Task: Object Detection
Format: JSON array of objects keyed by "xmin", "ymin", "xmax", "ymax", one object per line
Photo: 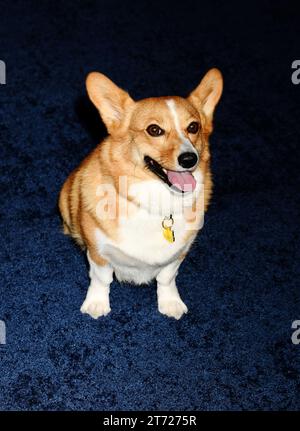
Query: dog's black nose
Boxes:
[{"xmin": 178, "ymin": 152, "xmax": 198, "ymax": 169}]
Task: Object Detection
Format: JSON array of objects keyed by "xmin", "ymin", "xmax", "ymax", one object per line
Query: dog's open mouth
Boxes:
[{"xmin": 144, "ymin": 156, "xmax": 196, "ymax": 193}]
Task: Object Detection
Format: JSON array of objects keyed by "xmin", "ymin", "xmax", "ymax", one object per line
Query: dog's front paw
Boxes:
[
  {"xmin": 80, "ymin": 297, "xmax": 111, "ymax": 319},
  {"xmin": 158, "ymin": 297, "xmax": 188, "ymax": 320}
]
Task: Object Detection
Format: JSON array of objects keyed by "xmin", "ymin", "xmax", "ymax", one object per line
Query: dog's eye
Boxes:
[
  {"xmin": 187, "ymin": 121, "xmax": 200, "ymax": 134},
  {"xmin": 146, "ymin": 124, "xmax": 165, "ymax": 137}
]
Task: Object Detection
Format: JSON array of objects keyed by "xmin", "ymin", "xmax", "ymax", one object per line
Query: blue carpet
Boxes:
[{"xmin": 0, "ymin": 0, "xmax": 300, "ymax": 410}]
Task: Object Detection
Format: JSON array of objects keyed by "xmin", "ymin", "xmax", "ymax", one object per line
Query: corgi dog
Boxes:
[{"xmin": 59, "ymin": 69, "xmax": 223, "ymax": 320}]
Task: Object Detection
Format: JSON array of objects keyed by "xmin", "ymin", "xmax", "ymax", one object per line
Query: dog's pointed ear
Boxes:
[
  {"xmin": 86, "ymin": 72, "xmax": 134, "ymax": 133},
  {"xmin": 187, "ymin": 68, "xmax": 223, "ymax": 122}
]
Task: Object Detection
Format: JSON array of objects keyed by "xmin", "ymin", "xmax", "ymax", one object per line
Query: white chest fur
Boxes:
[
  {"xmin": 95, "ymin": 213, "xmax": 188, "ymax": 284},
  {"xmin": 95, "ymin": 175, "xmax": 203, "ymax": 284}
]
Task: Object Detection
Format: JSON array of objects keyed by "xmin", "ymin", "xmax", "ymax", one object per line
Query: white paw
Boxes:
[
  {"xmin": 158, "ymin": 297, "xmax": 188, "ymax": 320},
  {"xmin": 80, "ymin": 297, "xmax": 111, "ymax": 319}
]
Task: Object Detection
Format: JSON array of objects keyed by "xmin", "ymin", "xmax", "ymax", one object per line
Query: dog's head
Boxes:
[{"xmin": 86, "ymin": 69, "xmax": 222, "ymax": 194}]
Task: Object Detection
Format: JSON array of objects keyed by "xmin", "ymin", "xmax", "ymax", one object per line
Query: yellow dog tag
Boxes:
[{"xmin": 162, "ymin": 215, "xmax": 175, "ymax": 243}]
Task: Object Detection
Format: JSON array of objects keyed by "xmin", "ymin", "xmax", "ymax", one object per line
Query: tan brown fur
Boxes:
[{"xmin": 59, "ymin": 69, "xmax": 223, "ymax": 266}]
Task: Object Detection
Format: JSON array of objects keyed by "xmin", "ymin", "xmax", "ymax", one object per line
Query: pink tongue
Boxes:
[{"xmin": 167, "ymin": 170, "xmax": 196, "ymax": 192}]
